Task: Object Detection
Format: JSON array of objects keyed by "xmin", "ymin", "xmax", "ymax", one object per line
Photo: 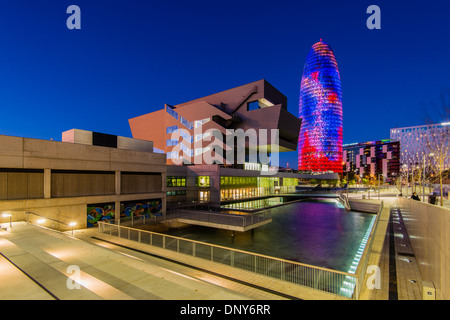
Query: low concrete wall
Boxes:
[
  {"xmin": 0, "ymin": 192, "xmax": 166, "ymax": 230},
  {"xmin": 395, "ymin": 197, "xmax": 450, "ymax": 300}
]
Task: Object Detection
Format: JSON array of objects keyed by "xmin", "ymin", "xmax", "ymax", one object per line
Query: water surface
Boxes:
[{"xmin": 167, "ymin": 199, "xmax": 375, "ymax": 272}]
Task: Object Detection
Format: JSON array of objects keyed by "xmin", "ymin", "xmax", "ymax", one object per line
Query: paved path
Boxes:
[
  {"xmin": 0, "ymin": 195, "xmax": 430, "ymax": 300},
  {"xmin": 0, "ymin": 222, "xmax": 283, "ymax": 300},
  {"xmin": 358, "ymin": 196, "xmax": 424, "ymax": 300}
]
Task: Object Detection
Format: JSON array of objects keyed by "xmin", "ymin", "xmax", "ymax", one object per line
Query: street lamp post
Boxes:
[
  {"xmin": 402, "ymin": 164, "xmax": 408, "ymax": 197},
  {"xmin": 423, "ymin": 154, "xmax": 426, "ymax": 201},
  {"xmin": 342, "ymin": 161, "xmax": 349, "ymax": 198},
  {"xmin": 2, "ymin": 213, "xmax": 12, "ymax": 228},
  {"xmin": 405, "ymin": 164, "xmax": 409, "ymax": 197},
  {"xmin": 69, "ymin": 222, "xmax": 76, "ymax": 236},
  {"xmin": 378, "ymin": 174, "xmax": 384, "ymax": 200},
  {"xmin": 376, "ymin": 173, "xmax": 386, "ymax": 200}
]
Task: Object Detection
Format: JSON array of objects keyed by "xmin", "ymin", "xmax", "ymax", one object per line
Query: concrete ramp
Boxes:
[
  {"xmin": 0, "ymin": 223, "xmax": 253, "ymax": 300},
  {"xmin": 348, "ymin": 199, "xmax": 382, "ymax": 214}
]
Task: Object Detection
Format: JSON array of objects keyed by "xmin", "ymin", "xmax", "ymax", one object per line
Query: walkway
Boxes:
[
  {"xmin": 358, "ymin": 196, "xmax": 424, "ymax": 300},
  {"xmin": 0, "ymin": 222, "xmax": 285, "ymax": 300},
  {"xmin": 0, "ymin": 195, "xmax": 430, "ymax": 300}
]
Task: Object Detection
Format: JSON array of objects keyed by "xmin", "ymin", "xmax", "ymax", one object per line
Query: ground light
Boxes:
[
  {"xmin": 37, "ymin": 219, "xmax": 46, "ymax": 225},
  {"xmin": 69, "ymin": 222, "xmax": 76, "ymax": 235}
]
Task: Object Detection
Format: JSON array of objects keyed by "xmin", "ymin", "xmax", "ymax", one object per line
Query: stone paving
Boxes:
[
  {"xmin": 0, "ymin": 223, "xmax": 258, "ymax": 300},
  {"xmin": 358, "ymin": 196, "xmax": 424, "ymax": 300},
  {"xmin": 0, "ymin": 196, "xmax": 431, "ymax": 300}
]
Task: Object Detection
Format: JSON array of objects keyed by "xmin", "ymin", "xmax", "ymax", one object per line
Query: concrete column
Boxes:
[
  {"xmin": 44, "ymin": 169, "xmax": 51, "ymax": 199},
  {"xmin": 115, "ymin": 171, "xmax": 121, "ymax": 195},
  {"xmin": 115, "ymin": 171, "xmax": 121, "ymax": 222},
  {"xmin": 161, "ymin": 172, "xmax": 167, "ymax": 219},
  {"xmin": 210, "ymin": 173, "xmax": 221, "ymax": 206},
  {"xmin": 115, "ymin": 201, "xmax": 121, "ymax": 221}
]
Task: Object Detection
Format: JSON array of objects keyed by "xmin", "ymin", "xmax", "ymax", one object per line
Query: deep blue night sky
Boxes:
[{"xmin": 0, "ymin": 0, "xmax": 449, "ymax": 169}]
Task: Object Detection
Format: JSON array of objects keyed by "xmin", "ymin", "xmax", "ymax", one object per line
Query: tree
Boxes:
[{"xmin": 423, "ymin": 88, "xmax": 450, "ymax": 206}]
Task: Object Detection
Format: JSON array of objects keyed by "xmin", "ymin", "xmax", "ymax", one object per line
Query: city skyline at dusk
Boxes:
[{"xmin": 0, "ymin": 1, "xmax": 449, "ymax": 169}]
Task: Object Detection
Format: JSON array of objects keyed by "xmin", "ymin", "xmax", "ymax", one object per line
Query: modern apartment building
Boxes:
[
  {"xmin": 129, "ymin": 79, "xmax": 301, "ymax": 166},
  {"xmin": 390, "ymin": 122, "xmax": 450, "ymax": 169},
  {"xmin": 342, "ymin": 139, "xmax": 400, "ymax": 181}
]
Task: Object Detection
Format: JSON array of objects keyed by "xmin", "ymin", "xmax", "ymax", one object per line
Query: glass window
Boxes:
[
  {"xmin": 166, "ymin": 106, "xmax": 178, "ymax": 120},
  {"xmin": 166, "ymin": 125, "xmax": 178, "ymax": 134},
  {"xmin": 196, "ymin": 176, "xmax": 210, "ymax": 187},
  {"xmin": 167, "ymin": 151, "xmax": 179, "ymax": 159},
  {"xmin": 199, "ymin": 191, "xmax": 210, "ymax": 202},
  {"xmin": 179, "ymin": 129, "xmax": 193, "ymax": 143},
  {"xmin": 167, "ymin": 139, "xmax": 178, "ymax": 147},
  {"xmin": 194, "ymin": 118, "xmax": 210, "ymax": 128},
  {"xmin": 247, "ymin": 101, "xmax": 259, "ymax": 111},
  {"xmin": 180, "ymin": 116, "xmax": 193, "ymax": 129},
  {"xmin": 166, "ymin": 176, "xmax": 186, "ymax": 187},
  {"xmin": 167, "ymin": 190, "xmax": 186, "ymax": 196}
]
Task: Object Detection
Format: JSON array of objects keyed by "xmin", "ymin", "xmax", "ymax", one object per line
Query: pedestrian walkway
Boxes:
[
  {"xmin": 359, "ymin": 196, "xmax": 424, "ymax": 300},
  {"xmin": 0, "ymin": 196, "xmax": 429, "ymax": 300},
  {"xmin": 0, "ymin": 222, "xmax": 274, "ymax": 300}
]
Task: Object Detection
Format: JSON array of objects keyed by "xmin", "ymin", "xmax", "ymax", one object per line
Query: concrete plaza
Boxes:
[{"xmin": 0, "ymin": 194, "xmax": 435, "ymax": 300}]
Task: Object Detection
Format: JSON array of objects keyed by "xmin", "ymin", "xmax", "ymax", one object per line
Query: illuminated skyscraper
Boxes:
[{"xmin": 298, "ymin": 40, "xmax": 343, "ymax": 173}]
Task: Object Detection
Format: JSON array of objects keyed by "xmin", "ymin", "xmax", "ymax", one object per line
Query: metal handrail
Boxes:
[
  {"xmin": 167, "ymin": 209, "xmax": 272, "ymax": 228},
  {"xmin": 98, "ymin": 220, "xmax": 359, "ymax": 299},
  {"xmin": 98, "ymin": 221, "xmax": 356, "ymax": 276},
  {"xmin": 25, "ymin": 211, "xmax": 74, "ymax": 227},
  {"xmin": 352, "ymin": 200, "xmax": 384, "ymax": 299}
]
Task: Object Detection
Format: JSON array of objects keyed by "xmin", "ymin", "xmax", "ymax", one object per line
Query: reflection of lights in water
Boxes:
[
  {"xmin": 340, "ymin": 215, "xmax": 376, "ymax": 298},
  {"xmin": 335, "ymin": 200, "xmax": 345, "ymax": 209},
  {"xmin": 173, "ymin": 200, "xmax": 377, "ymax": 298}
]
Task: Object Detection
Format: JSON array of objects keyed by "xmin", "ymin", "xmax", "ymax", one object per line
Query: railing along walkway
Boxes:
[
  {"xmin": 97, "ymin": 220, "xmax": 362, "ymax": 299},
  {"xmin": 166, "ymin": 209, "xmax": 272, "ymax": 231}
]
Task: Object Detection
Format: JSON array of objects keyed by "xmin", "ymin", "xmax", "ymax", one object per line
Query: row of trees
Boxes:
[
  {"xmin": 308, "ymin": 89, "xmax": 448, "ymax": 206},
  {"xmin": 420, "ymin": 88, "xmax": 449, "ymax": 206}
]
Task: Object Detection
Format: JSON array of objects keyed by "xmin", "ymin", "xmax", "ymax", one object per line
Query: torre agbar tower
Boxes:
[{"xmin": 298, "ymin": 40, "xmax": 343, "ymax": 173}]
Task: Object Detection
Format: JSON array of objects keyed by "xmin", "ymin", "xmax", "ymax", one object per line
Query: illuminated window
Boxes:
[
  {"xmin": 199, "ymin": 191, "xmax": 210, "ymax": 202},
  {"xmin": 167, "ymin": 176, "xmax": 186, "ymax": 187},
  {"xmin": 196, "ymin": 176, "xmax": 210, "ymax": 187}
]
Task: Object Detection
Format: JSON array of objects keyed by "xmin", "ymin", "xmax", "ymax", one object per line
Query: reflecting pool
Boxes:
[{"xmin": 166, "ymin": 199, "xmax": 376, "ymax": 273}]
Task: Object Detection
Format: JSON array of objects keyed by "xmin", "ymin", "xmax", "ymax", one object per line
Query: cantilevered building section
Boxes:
[
  {"xmin": 298, "ymin": 40, "xmax": 343, "ymax": 173},
  {"xmin": 129, "ymin": 79, "xmax": 301, "ymax": 166}
]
